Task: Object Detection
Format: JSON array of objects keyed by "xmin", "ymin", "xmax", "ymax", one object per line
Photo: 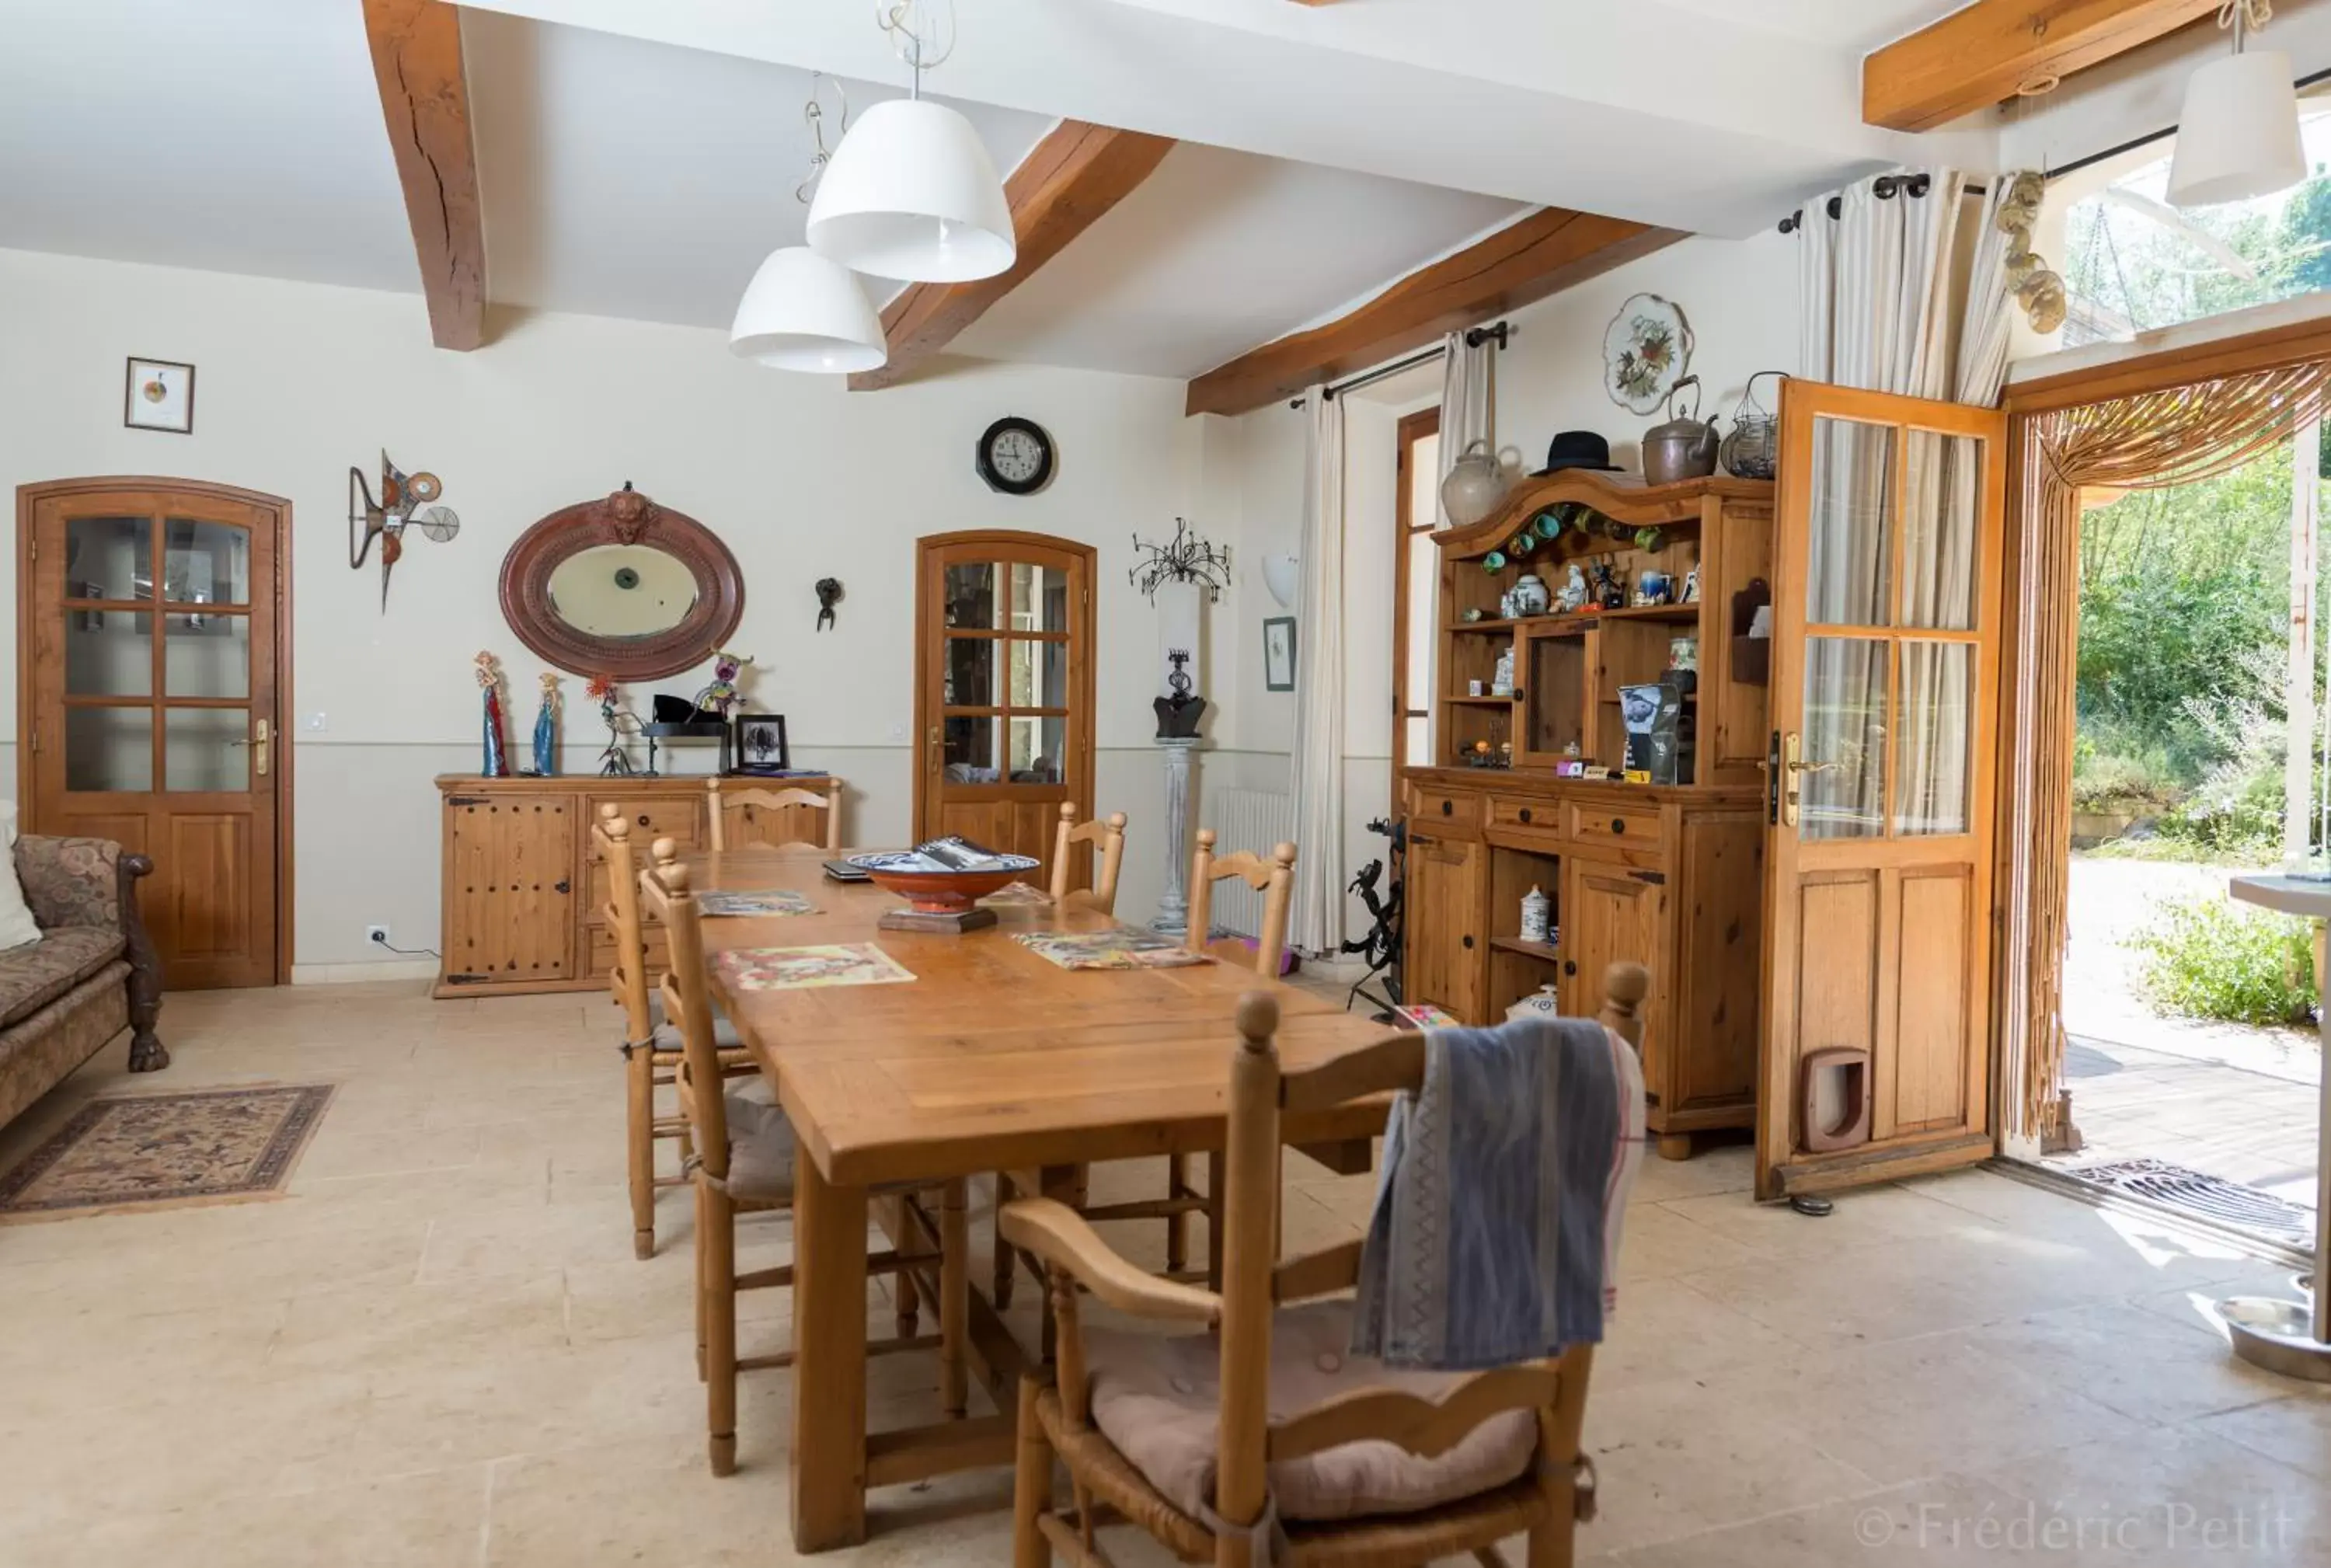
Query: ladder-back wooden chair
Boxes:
[
  {"xmin": 1002, "ymin": 963, "xmax": 1650, "ymax": 1568},
  {"xmin": 1049, "ymin": 803, "xmax": 1128, "ymax": 914},
  {"xmin": 643, "ymin": 839, "xmax": 972, "ymax": 1476},
  {"xmin": 705, "ymin": 776, "xmax": 843, "ymax": 852},
  {"xmin": 597, "ymin": 804, "xmax": 751, "ymax": 1260},
  {"xmin": 992, "ymin": 829, "xmax": 1295, "ymax": 1312}
]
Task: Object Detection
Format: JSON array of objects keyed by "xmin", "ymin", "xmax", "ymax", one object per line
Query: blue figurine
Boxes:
[{"xmin": 531, "ymin": 672, "xmax": 559, "ymax": 777}]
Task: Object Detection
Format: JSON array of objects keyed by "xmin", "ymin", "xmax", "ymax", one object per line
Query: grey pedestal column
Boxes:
[{"xmin": 1149, "ymin": 737, "xmax": 1201, "ymax": 936}]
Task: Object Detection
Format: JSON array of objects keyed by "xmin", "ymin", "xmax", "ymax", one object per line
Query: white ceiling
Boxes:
[
  {"xmin": 0, "ymin": 0, "xmax": 419, "ymax": 293},
  {"xmin": 1, "ymin": 0, "xmax": 1991, "ymax": 380},
  {"xmin": 952, "ymin": 144, "xmax": 1526, "ymax": 378}
]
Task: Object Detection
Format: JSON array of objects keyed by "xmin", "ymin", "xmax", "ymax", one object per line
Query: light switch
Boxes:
[{"xmin": 301, "ymin": 712, "xmax": 329, "ymax": 733}]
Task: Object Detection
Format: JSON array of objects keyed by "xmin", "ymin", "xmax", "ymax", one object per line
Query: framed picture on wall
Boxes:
[
  {"xmin": 1263, "ymin": 615, "xmax": 1297, "ymax": 692},
  {"xmin": 730, "ymin": 713, "xmax": 790, "ymax": 773},
  {"xmin": 124, "ymin": 357, "xmax": 195, "ymax": 434}
]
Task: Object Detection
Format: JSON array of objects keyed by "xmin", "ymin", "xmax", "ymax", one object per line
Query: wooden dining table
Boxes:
[{"xmin": 683, "ymin": 846, "xmax": 1392, "ymax": 1552}]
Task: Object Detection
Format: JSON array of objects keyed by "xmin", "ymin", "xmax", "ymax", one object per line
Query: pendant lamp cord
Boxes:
[
  {"xmin": 876, "ymin": 0, "xmax": 956, "ymax": 100},
  {"xmin": 795, "ymin": 73, "xmax": 849, "ymax": 206},
  {"xmin": 2218, "ymin": 0, "xmax": 2272, "ymax": 47}
]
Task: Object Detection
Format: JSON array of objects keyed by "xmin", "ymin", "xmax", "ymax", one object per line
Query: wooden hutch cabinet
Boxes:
[
  {"xmin": 433, "ymin": 773, "xmax": 835, "ymax": 998},
  {"xmin": 1400, "ymin": 472, "xmax": 1772, "ymax": 1159}
]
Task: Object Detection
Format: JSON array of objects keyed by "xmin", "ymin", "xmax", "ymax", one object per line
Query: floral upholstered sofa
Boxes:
[{"xmin": 0, "ymin": 836, "xmax": 165, "ymax": 1132}]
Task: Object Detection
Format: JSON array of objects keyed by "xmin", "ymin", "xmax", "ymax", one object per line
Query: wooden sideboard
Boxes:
[
  {"xmin": 1401, "ymin": 771, "xmax": 1762, "ymax": 1158},
  {"xmin": 432, "ymin": 774, "xmax": 837, "ymax": 998},
  {"xmin": 1402, "ymin": 471, "xmax": 1774, "ymax": 1159}
]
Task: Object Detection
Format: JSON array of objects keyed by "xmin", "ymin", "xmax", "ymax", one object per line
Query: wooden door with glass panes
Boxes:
[
  {"xmin": 18, "ymin": 479, "xmax": 287, "ymax": 989},
  {"xmin": 1758, "ymin": 383, "xmax": 2006, "ymax": 1200},
  {"xmin": 912, "ymin": 532, "xmax": 1095, "ymax": 880}
]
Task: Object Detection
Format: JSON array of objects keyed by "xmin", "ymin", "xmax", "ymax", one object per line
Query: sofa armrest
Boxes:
[{"xmin": 14, "ymin": 834, "xmax": 125, "ymax": 932}]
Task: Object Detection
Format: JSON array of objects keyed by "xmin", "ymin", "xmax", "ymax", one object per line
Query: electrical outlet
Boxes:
[{"xmin": 365, "ymin": 925, "xmax": 390, "ymax": 947}]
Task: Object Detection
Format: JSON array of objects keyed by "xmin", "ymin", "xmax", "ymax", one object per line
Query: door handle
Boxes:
[
  {"xmin": 231, "ymin": 719, "xmax": 272, "ymax": 777},
  {"xmin": 928, "ymin": 725, "xmax": 943, "ymax": 774},
  {"xmin": 1782, "ymin": 731, "xmax": 1803, "ymax": 827}
]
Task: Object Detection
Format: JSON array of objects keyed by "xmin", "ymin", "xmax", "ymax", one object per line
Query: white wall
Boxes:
[
  {"xmin": 0, "ymin": 246, "xmax": 1231, "ymax": 968},
  {"xmin": 1209, "ymin": 229, "xmax": 1803, "ymax": 946}
]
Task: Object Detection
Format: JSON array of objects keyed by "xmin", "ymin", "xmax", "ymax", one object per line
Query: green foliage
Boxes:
[
  {"xmin": 2069, "ymin": 743, "xmax": 2182, "ymax": 813},
  {"xmin": 2126, "ymin": 892, "xmax": 2318, "ymax": 1026}
]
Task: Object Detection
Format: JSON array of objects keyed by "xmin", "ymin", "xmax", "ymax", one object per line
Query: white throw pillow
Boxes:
[{"xmin": 0, "ymin": 804, "xmax": 48, "ymax": 950}]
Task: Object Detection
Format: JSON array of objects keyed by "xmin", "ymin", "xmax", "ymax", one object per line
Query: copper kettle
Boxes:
[{"xmin": 1642, "ymin": 375, "xmax": 1721, "ymax": 486}]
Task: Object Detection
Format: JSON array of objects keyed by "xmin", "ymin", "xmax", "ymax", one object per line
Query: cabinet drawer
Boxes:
[
  {"xmin": 1409, "ymin": 788, "xmax": 1482, "ymax": 832},
  {"xmin": 588, "ymin": 920, "xmax": 670, "ymax": 981},
  {"xmin": 1486, "ymin": 796, "xmax": 1561, "ymax": 837},
  {"xmin": 587, "ymin": 862, "xmax": 664, "ymax": 925},
  {"xmin": 1568, "ymin": 802, "xmax": 1660, "ymax": 848},
  {"xmin": 585, "ymin": 796, "xmax": 701, "ymax": 855}
]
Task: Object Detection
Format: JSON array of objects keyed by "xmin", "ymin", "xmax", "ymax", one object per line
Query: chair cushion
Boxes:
[
  {"xmin": 650, "ymin": 996, "xmax": 743, "ymax": 1053},
  {"xmin": 0, "ymin": 926, "xmax": 127, "ymax": 1027},
  {"xmin": 720, "ymin": 1085, "xmax": 796, "ymax": 1202},
  {"xmin": 1082, "ymin": 1299, "xmax": 1537, "ymax": 1524}
]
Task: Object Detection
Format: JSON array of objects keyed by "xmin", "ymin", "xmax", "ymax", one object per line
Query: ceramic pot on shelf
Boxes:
[
  {"xmin": 1439, "ymin": 438, "xmax": 1510, "ymax": 528},
  {"xmin": 1512, "ymin": 573, "xmax": 1552, "ymax": 617},
  {"xmin": 1507, "ymin": 983, "xmax": 1561, "ymax": 1022}
]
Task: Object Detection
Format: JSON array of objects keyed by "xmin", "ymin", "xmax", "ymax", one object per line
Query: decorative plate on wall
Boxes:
[{"xmin": 1602, "ymin": 294, "xmax": 1692, "ymax": 416}]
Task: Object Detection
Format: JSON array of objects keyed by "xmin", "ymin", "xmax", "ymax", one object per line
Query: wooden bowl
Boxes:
[{"xmin": 847, "ymin": 850, "xmax": 1040, "ymax": 914}]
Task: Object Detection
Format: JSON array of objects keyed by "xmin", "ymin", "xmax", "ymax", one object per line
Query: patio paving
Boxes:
[{"xmin": 2053, "ymin": 855, "xmax": 2320, "ymax": 1242}]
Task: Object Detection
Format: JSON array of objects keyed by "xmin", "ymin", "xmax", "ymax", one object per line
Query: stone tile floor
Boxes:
[{"xmin": 0, "ymin": 980, "xmax": 2324, "ymax": 1566}]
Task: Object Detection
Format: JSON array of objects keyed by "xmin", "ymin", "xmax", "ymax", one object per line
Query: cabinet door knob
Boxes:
[
  {"xmin": 1611, "ymin": 817, "xmax": 1626, "ymax": 835},
  {"xmin": 554, "ymin": 879, "xmax": 571, "ymax": 894},
  {"xmin": 1563, "ymin": 960, "xmax": 1577, "ymax": 976},
  {"xmin": 1462, "ymin": 934, "xmax": 1475, "ymax": 950},
  {"xmin": 1518, "ymin": 807, "xmax": 1532, "ymax": 824},
  {"xmin": 1441, "ymin": 800, "xmax": 1453, "ymax": 816},
  {"xmin": 637, "ymin": 814, "xmax": 651, "ymax": 827}
]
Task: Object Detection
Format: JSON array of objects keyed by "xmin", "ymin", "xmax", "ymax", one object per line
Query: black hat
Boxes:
[{"xmin": 1532, "ymin": 430, "xmax": 1622, "ymax": 476}]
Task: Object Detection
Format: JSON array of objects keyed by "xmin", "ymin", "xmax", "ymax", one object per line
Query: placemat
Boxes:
[
  {"xmin": 713, "ymin": 943, "xmax": 916, "ymax": 991},
  {"xmin": 1014, "ymin": 929, "xmax": 1212, "ymax": 971},
  {"xmin": 697, "ymin": 889, "xmax": 818, "ymax": 918}
]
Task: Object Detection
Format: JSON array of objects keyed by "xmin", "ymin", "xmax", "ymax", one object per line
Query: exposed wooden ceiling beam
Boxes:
[
  {"xmin": 362, "ymin": 0, "xmax": 487, "ymax": 350},
  {"xmin": 849, "ymin": 121, "xmax": 1175, "ymax": 392},
  {"xmin": 1863, "ymin": 0, "xmax": 2221, "ymax": 132},
  {"xmin": 1183, "ymin": 210, "xmax": 1681, "ymax": 419}
]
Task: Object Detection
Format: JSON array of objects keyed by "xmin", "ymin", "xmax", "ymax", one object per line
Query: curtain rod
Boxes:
[
  {"xmin": 1778, "ymin": 172, "xmax": 1973, "ymax": 233},
  {"xmin": 1287, "ymin": 320, "xmax": 1511, "ymax": 410}
]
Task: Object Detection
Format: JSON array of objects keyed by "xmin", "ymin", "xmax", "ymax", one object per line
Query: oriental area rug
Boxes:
[{"xmin": 0, "ymin": 1084, "xmax": 334, "ymax": 1222}]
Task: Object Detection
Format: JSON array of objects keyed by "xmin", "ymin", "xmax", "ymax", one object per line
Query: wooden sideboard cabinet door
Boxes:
[
  {"xmin": 442, "ymin": 796, "xmax": 577, "ymax": 984},
  {"xmin": 1404, "ymin": 834, "xmax": 1486, "ymax": 1023},
  {"xmin": 1559, "ymin": 858, "xmax": 1664, "ymax": 1064}
]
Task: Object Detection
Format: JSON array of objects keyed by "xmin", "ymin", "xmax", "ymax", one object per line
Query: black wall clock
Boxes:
[{"xmin": 976, "ymin": 416, "xmax": 1055, "ymax": 496}]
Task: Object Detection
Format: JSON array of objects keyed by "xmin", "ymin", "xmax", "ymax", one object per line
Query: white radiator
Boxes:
[{"xmin": 1205, "ymin": 788, "xmax": 1295, "ymax": 938}]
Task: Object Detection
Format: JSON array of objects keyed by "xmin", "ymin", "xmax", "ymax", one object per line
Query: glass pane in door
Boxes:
[
  {"xmin": 161, "ymin": 517, "xmax": 252, "ymax": 606},
  {"xmin": 1018, "ymin": 564, "xmax": 1071, "ymax": 632},
  {"xmin": 944, "ymin": 636, "xmax": 998, "ymax": 707},
  {"xmin": 1806, "ymin": 418, "xmax": 1895, "ymax": 628},
  {"xmin": 165, "ymin": 708, "xmax": 249, "ymax": 791},
  {"xmin": 65, "ymin": 707, "xmax": 154, "ymax": 792},
  {"xmin": 943, "ymin": 715, "xmax": 998, "ymax": 778},
  {"xmin": 65, "ymin": 610, "xmax": 153, "ymax": 695},
  {"xmin": 943, "ymin": 563, "xmax": 1006, "ymax": 629},
  {"xmin": 1801, "ymin": 636, "xmax": 1889, "ymax": 839},
  {"xmin": 1898, "ymin": 431, "xmax": 1982, "ymax": 631},
  {"xmin": 1009, "ymin": 639, "xmax": 1068, "ymax": 709},
  {"xmin": 164, "ymin": 613, "xmax": 249, "ymax": 698},
  {"xmin": 65, "ymin": 516, "xmax": 151, "ymax": 601},
  {"xmin": 1894, "ymin": 641, "xmax": 1973, "ymax": 835}
]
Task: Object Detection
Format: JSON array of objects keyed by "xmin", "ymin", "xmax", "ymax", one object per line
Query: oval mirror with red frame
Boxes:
[{"xmin": 498, "ymin": 484, "xmax": 744, "ymax": 679}]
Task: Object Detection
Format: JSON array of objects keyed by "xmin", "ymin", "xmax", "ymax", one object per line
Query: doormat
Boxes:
[
  {"xmin": 0, "ymin": 1084, "xmax": 334, "ymax": 1222},
  {"xmin": 2069, "ymin": 1157, "xmax": 2315, "ymax": 1246}
]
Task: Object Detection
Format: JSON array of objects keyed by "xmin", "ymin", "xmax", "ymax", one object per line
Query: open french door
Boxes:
[{"xmin": 1758, "ymin": 382, "xmax": 2008, "ymax": 1200}]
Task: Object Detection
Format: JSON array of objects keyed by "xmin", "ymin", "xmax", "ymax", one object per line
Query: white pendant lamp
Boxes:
[
  {"xmin": 2169, "ymin": 1, "xmax": 2305, "ymax": 207},
  {"xmin": 729, "ymin": 246, "xmax": 886, "ymax": 373},
  {"xmin": 807, "ymin": 97, "xmax": 1016, "ymax": 283}
]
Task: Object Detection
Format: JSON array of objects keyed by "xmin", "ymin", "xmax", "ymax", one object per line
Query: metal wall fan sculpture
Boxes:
[{"xmin": 349, "ymin": 451, "xmax": 460, "ymax": 610}]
